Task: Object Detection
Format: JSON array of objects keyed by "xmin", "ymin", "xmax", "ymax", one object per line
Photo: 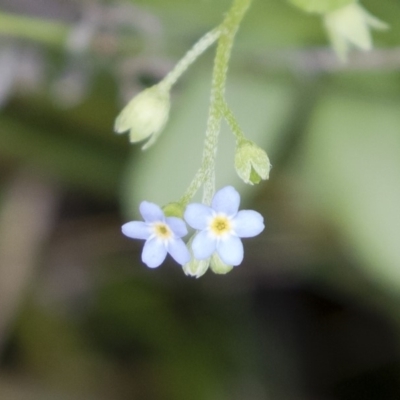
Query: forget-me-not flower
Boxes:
[
  {"xmin": 184, "ymin": 186, "xmax": 264, "ymax": 266},
  {"xmin": 122, "ymin": 201, "xmax": 190, "ymax": 268}
]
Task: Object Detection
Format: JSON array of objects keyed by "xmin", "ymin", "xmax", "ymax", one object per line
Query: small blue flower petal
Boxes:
[
  {"xmin": 217, "ymin": 236, "xmax": 243, "ymax": 266},
  {"xmin": 167, "ymin": 238, "xmax": 191, "ymax": 265},
  {"xmin": 142, "ymin": 238, "xmax": 167, "ymax": 268},
  {"xmin": 139, "ymin": 201, "xmax": 164, "ymax": 222},
  {"xmin": 184, "ymin": 203, "xmax": 213, "ymax": 230},
  {"xmin": 192, "ymin": 230, "xmax": 216, "ymax": 259},
  {"xmin": 122, "ymin": 221, "xmax": 150, "ymax": 240},
  {"xmin": 233, "ymin": 210, "xmax": 264, "ymax": 238},
  {"xmin": 166, "ymin": 217, "xmax": 188, "ymax": 238},
  {"xmin": 211, "ymin": 186, "xmax": 240, "ymax": 216}
]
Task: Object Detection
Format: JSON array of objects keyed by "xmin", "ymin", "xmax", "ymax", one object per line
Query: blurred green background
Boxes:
[{"xmin": 1, "ymin": 0, "xmax": 400, "ymax": 399}]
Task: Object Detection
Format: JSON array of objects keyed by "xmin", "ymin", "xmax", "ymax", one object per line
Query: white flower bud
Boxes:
[
  {"xmin": 323, "ymin": 2, "xmax": 388, "ymax": 61},
  {"xmin": 234, "ymin": 140, "xmax": 271, "ymax": 185},
  {"xmin": 114, "ymin": 84, "xmax": 170, "ymax": 150}
]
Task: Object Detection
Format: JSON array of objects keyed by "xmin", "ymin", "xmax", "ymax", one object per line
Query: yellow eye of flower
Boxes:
[
  {"xmin": 153, "ymin": 223, "xmax": 172, "ymax": 239},
  {"xmin": 210, "ymin": 216, "xmax": 232, "ymax": 236}
]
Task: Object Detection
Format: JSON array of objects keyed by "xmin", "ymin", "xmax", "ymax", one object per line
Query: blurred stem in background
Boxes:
[
  {"xmin": 0, "ymin": 170, "xmax": 60, "ymax": 351},
  {"xmin": 0, "ymin": 11, "xmax": 69, "ymax": 47}
]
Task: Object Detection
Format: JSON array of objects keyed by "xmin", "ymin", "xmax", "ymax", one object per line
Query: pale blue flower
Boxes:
[
  {"xmin": 122, "ymin": 201, "xmax": 190, "ymax": 268},
  {"xmin": 184, "ymin": 186, "xmax": 264, "ymax": 266}
]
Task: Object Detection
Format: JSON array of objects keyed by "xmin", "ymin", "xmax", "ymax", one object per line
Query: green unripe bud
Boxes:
[
  {"xmin": 210, "ymin": 253, "xmax": 233, "ymax": 275},
  {"xmin": 235, "ymin": 140, "xmax": 271, "ymax": 185},
  {"xmin": 114, "ymin": 84, "xmax": 170, "ymax": 150},
  {"xmin": 289, "ymin": 0, "xmax": 354, "ymax": 14}
]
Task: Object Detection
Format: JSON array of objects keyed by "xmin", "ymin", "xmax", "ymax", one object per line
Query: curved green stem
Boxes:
[
  {"xmin": 161, "ymin": 28, "xmax": 221, "ymax": 91},
  {"xmin": 222, "ymin": 101, "xmax": 246, "ymax": 143}
]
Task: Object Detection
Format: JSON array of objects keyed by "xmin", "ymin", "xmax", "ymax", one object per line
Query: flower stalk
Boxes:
[
  {"xmin": 160, "ymin": 28, "xmax": 221, "ymax": 91},
  {"xmin": 118, "ymin": 0, "xmax": 268, "ymax": 277},
  {"xmin": 115, "ymin": 27, "xmax": 221, "ymax": 149},
  {"xmin": 181, "ymin": 0, "xmax": 252, "ymax": 206}
]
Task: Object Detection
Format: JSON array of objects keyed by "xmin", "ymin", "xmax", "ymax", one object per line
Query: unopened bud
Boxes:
[
  {"xmin": 183, "ymin": 258, "xmax": 210, "ymax": 278},
  {"xmin": 235, "ymin": 140, "xmax": 271, "ymax": 185},
  {"xmin": 114, "ymin": 84, "xmax": 170, "ymax": 150}
]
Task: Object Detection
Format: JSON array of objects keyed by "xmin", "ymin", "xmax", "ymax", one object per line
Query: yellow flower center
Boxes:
[
  {"xmin": 210, "ymin": 215, "xmax": 232, "ymax": 237},
  {"xmin": 153, "ymin": 223, "xmax": 172, "ymax": 239}
]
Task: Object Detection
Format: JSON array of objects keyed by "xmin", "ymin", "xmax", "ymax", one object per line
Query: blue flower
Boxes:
[
  {"xmin": 122, "ymin": 201, "xmax": 191, "ymax": 268},
  {"xmin": 184, "ymin": 186, "xmax": 264, "ymax": 266}
]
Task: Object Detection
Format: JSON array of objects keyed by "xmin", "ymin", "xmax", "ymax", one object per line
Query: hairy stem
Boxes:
[
  {"xmin": 180, "ymin": 0, "xmax": 252, "ymax": 206},
  {"xmin": 161, "ymin": 28, "xmax": 221, "ymax": 90},
  {"xmin": 222, "ymin": 101, "xmax": 246, "ymax": 143}
]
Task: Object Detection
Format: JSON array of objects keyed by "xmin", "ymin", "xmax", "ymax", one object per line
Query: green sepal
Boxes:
[
  {"xmin": 210, "ymin": 253, "xmax": 233, "ymax": 275},
  {"xmin": 163, "ymin": 202, "xmax": 185, "ymax": 218}
]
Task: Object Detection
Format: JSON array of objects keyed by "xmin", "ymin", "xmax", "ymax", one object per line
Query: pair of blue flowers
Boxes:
[{"xmin": 122, "ymin": 186, "xmax": 264, "ymax": 269}]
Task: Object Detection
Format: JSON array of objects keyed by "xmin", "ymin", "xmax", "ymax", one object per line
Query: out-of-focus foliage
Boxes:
[
  {"xmin": 289, "ymin": 0, "xmax": 354, "ymax": 13},
  {"xmin": 0, "ymin": 1, "xmax": 400, "ymax": 400}
]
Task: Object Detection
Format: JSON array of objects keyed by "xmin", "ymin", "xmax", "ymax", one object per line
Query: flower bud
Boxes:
[
  {"xmin": 323, "ymin": 2, "xmax": 388, "ymax": 61},
  {"xmin": 235, "ymin": 140, "xmax": 271, "ymax": 185},
  {"xmin": 183, "ymin": 257, "xmax": 210, "ymax": 278},
  {"xmin": 114, "ymin": 84, "xmax": 170, "ymax": 150},
  {"xmin": 289, "ymin": 0, "xmax": 354, "ymax": 14},
  {"xmin": 210, "ymin": 253, "xmax": 233, "ymax": 275}
]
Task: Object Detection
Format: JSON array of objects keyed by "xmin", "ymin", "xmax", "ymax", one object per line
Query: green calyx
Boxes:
[
  {"xmin": 289, "ymin": 0, "xmax": 355, "ymax": 14},
  {"xmin": 210, "ymin": 253, "xmax": 233, "ymax": 275},
  {"xmin": 162, "ymin": 202, "xmax": 185, "ymax": 218}
]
